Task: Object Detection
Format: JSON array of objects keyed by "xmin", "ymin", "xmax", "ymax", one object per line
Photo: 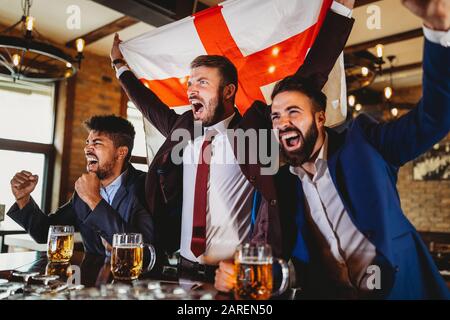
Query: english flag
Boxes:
[{"xmin": 120, "ymin": 0, "xmax": 347, "ymax": 159}]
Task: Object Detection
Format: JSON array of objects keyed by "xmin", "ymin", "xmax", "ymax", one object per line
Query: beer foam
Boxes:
[
  {"xmin": 113, "ymin": 244, "xmax": 141, "ymax": 249},
  {"xmin": 238, "ymin": 257, "xmax": 272, "ymax": 265},
  {"xmin": 50, "ymin": 233, "xmax": 73, "ymax": 236}
]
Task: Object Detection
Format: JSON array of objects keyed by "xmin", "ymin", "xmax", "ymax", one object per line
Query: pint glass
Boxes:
[
  {"xmin": 234, "ymin": 243, "xmax": 289, "ymax": 300},
  {"xmin": 47, "ymin": 225, "xmax": 74, "ymax": 263},
  {"xmin": 111, "ymin": 233, "xmax": 156, "ymax": 281}
]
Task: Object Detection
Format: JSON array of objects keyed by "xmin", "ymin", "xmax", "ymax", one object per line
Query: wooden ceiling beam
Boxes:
[
  {"xmin": 66, "ymin": 16, "xmax": 139, "ymax": 49},
  {"xmin": 345, "ymin": 28, "xmax": 423, "ymax": 54}
]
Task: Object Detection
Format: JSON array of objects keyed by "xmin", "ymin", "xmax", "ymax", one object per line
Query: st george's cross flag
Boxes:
[{"xmin": 120, "ymin": 0, "xmax": 347, "ymax": 159}]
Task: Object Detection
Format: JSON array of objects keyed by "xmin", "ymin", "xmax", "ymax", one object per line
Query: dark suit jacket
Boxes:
[
  {"xmin": 7, "ymin": 164, "xmax": 155, "ymax": 255},
  {"xmin": 252, "ymin": 39, "xmax": 450, "ymax": 299},
  {"xmin": 118, "ymin": 11, "xmax": 354, "ymax": 254}
]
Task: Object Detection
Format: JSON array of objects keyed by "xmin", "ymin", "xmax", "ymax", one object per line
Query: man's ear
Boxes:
[
  {"xmin": 117, "ymin": 146, "xmax": 129, "ymax": 160},
  {"xmin": 223, "ymin": 84, "xmax": 236, "ymax": 101},
  {"xmin": 315, "ymin": 110, "xmax": 326, "ymax": 128}
]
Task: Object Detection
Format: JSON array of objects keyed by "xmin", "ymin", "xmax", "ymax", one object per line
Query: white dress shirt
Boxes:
[
  {"xmin": 180, "ymin": 113, "xmax": 254, "ymax": 265},
  {"xmin": 290, "ymin": 134, "xmax": 377, "ymax": 290}
]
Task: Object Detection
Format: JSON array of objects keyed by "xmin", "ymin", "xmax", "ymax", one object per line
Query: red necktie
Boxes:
[{"xmin": 191, "ymin": 132, "xmax": 215, "ymax": 257}]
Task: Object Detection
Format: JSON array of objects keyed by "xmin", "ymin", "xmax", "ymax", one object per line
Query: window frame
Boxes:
[
  {"xmin": 120, "ymin": 90, "xmax": 148, "ymax": 168},
  {"xmin": 0, "ymin": 81, "xmax": 56, "ymax": 213}
]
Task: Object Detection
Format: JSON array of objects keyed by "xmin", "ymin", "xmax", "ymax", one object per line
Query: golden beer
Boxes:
[
  {"xmin": 46, "ymin": 262, "xmax": 72, "ymax": 278},
  {"xmin": 47, "ymin": 232, "xmax": 74, "ymax": 263},
  {"xmin": 111, "ymin": 245, "xmax": 143, "ymax": 280},
  {"xmin": 235, "ymin": 259, "xmax": 273, "ymax": 300}
]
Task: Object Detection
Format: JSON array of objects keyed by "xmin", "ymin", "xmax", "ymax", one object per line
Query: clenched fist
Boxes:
[
  {"xmin": 10, "ymin": 170, "xmax": 38, "ymax": 209},
  {"xmin": 74, "ymin": 172, "xmax": 102, "ymax": 210},
  {"xmin": 110, "ymin": 33, "xmax": 126, "ymax": 67}
]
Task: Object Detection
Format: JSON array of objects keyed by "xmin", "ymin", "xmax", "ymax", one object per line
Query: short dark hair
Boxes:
[
  {"xmin": 190, "ymin": 55, "xmax": 238, "ymax": 90},
  {"xmin": 84, "ymin": 115, "xmax": 135, "ymax": 162},
  {"xmin": 271, "ymin": 76, "xmax": 327, "ymax": 113}
]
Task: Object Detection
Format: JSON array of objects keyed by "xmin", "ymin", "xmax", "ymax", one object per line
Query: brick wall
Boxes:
[{"xmin": 397, "ymin": 133, "xmax": 450, "ymax": 232}]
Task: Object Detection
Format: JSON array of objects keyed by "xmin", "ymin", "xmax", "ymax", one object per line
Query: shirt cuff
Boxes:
[
  {"xmin": 331, "ymin": 1, "xmax": 353, "ymax": 18},
  {"xmin": 423, "ymin": 25, "xmax": 450, "ymax": 47},
  {"xmin": 116, "ymin": 65, "xmax": 130, "ymax": 79}
]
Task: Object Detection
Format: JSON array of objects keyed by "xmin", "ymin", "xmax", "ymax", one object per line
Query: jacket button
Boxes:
[
  {"xmin": 249, "ymin": 175, "xmax": 256, "ymax": 183},
  {"xmin": 395, "ymin": 266, "xmax": 400, "ymax": 272},
  {"xmin": 270, "ymin": 199, "xmax": 277, "ymax": 206}
]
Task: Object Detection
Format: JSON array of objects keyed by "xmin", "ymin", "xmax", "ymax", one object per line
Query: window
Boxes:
[
  {"xmin": 126, "ymin": 102, "xmax": 149, "ymax": 172},
  {"xmin": 0, "ymin": 78, "xmax": 55, "ymax": 226}
]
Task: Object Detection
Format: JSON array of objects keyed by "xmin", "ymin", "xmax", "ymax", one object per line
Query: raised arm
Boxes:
[
  {"xmin": 294, "ymin": 0, "xmax": 355, "ymax": 89},
  {"xmin": 358, "ymin": 0, "xmax": 450, "ymax": 166},
  {"xmin": 7, "ymin": 198, "xmax": 77, "ymax": 244},
  {"xmin": 111, "ymin": 34, "xmax": 180, "ymax": 138}
]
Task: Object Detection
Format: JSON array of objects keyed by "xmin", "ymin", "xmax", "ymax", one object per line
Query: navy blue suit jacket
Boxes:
[
  {"xmin": 254, "ymin": 38, "xmax": 450, "ymax": 299},
  {"xmin": 7, "ymin": 164, "xmax": 154, "ymax": 255}
]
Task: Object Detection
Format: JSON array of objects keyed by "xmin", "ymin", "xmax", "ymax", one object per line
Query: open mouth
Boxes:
[
  {"xmin": 280, "ymin": 131, "xmax": 302, "ymax": 150},
  {"xmin": 86, "ymin": 155, "xmax": 99, "ymax": 169},
  {"xmin": 190, "ymin": 100, "xmax": 205, "ymax": 116}
]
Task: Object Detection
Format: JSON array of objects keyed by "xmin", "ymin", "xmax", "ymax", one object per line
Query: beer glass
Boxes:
[
  {"xmin": 234, "ymin": 243, "xmax": 289, "ymax": 300},
  {"xmin": 47, "ymin": 225, "xmax": 74, "ymax": 263},
  {"xmin": 111, "ymin": 233, "xmax": 156, "ymax": 281},
  {"xmin": 46, "ymin": 262, "xmax": 72, "ymax": 279}
]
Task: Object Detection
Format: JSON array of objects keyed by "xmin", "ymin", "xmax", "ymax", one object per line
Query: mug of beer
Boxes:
[
  {"xmin": 234, "ymin": 243, "xmax": 289, "ymax": 300},
  {"xmin": 111, "ymin": 233, "xmax": 156, "ymax": 281},
  {"xmin": 47, "ymin": 225, "xmax": 75, "ymax": 263}
]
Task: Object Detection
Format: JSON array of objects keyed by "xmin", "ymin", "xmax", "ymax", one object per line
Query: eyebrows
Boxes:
[
  {"xmin": 271, "ymin": 105, "xmax": 303, "ymax": 116},
  {"xmin": 85, "ymin": 137, "xmax": 104, "ymax": 144},
  {"xmin": 187, "ymin": 76, "xmax": 211, "ymax": 86}
]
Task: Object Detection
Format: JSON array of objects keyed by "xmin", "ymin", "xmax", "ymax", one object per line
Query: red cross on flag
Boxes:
[{"xmin": 120, "ymin": 0, "xmax": 347, "ymax": 158}]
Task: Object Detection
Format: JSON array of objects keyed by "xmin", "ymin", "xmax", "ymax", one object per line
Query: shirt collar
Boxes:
[
  {"xmin": 290, "ymin": 132, "xmax": 329, "ymax": 180},
  {"xmin": 103, "ymin": 169, "xmax": 127, "ymax": 191},
  {"xmin": 204, "ymin": 112, "xmax": 235, "ymax": 135}
]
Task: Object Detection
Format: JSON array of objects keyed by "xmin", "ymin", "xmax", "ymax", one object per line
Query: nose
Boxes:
[
  {"xmin": 84, "ymin": 143, "xmax": 93, "ymax": 154},
  {"xmin": 187, "ymin": 83, "xmax": 198, "ymax": 97},
  {"xmin": 276, "ymin": 114, "xmax": 291, "ymax": 131}
]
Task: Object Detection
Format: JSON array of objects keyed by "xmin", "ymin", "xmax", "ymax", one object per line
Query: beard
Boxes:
[
  {"xmin": 194, "ymin": 89, "xmax": 226, "ymax": 127},
  {"xmin": 95, "ymin": 156, "xmax": 117, "ymax": 180},
  {"xmin": 281, "ymin": 121, "xmax": 319, "ymax": 167}
]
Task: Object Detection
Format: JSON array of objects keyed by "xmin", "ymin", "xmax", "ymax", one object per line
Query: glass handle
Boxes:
[
  {"xmin": 272, "ymin": 258, "xmax": 289, "ymax": 297},
  {"xmin": 143, "ymin": 244, "xmax": 156, "ymax": 272}
]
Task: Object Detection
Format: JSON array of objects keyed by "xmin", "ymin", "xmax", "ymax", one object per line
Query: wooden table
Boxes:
[{"xmin": 0, "ymin": 250, "xmax": 229, "ymax": 300}]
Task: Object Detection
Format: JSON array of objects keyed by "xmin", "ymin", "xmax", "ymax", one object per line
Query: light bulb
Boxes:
[
  {"xmin": 268, "ymin": 65, "xmax": 276, "ymax": 74},
  {"xmin": 271, "ymin": 47, "xmax": 280, "ymax": 57},
  {"xmin": 66, "ymin": 62, "xmax": 72, "ymax": 68},
  {"xmin": 12, "ymin": 54, "xmax": 21, "ymax": 66},
  {"xmin": 384, "ymin": 86, "xmax": 393, "ymax": 99},
  {"xmin": 26, "ymin": 16, "xmax": 35, "ymax": 31},
  {"xmin": 361, "ymin": 67, "xmax": 369, "ymax": 76},
  {"xmin": 390, "ymin": 107, "xmax": 398, "ymax": 117},
  {"xmin": 179, "ymin": 76, "xmax": 188, "ymax": 84},
  {"xmin": 355, "ymin": 103, "xmax": 362, "ymax": 111},
  {"xmin": 348, "ymin": 95, "xmax": 355, "ymax": 107},
  {"xmin": 376, "ymin": 44, "xmax": 384, "ymax": 58},
  {"xmin": 76, "ymin": 38, "xmax": 85, "ymax": 53}
]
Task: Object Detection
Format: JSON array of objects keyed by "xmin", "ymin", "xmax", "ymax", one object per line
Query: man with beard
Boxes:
[
  {"xmin": 111, "ymin": 1, "xmax": 355, "ymax": 280},
  {"xmin": 7, "ymin": 115, "xmax": 155, "ymax": 256},
  {"xmin": 215, "ymin": 0, "xmax": 450, "ymax": 299}
]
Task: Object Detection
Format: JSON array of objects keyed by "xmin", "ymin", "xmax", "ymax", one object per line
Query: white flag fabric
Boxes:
[{"xmin": 120, "ymin": 0, "xmax": 347, "ymax": 160}]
